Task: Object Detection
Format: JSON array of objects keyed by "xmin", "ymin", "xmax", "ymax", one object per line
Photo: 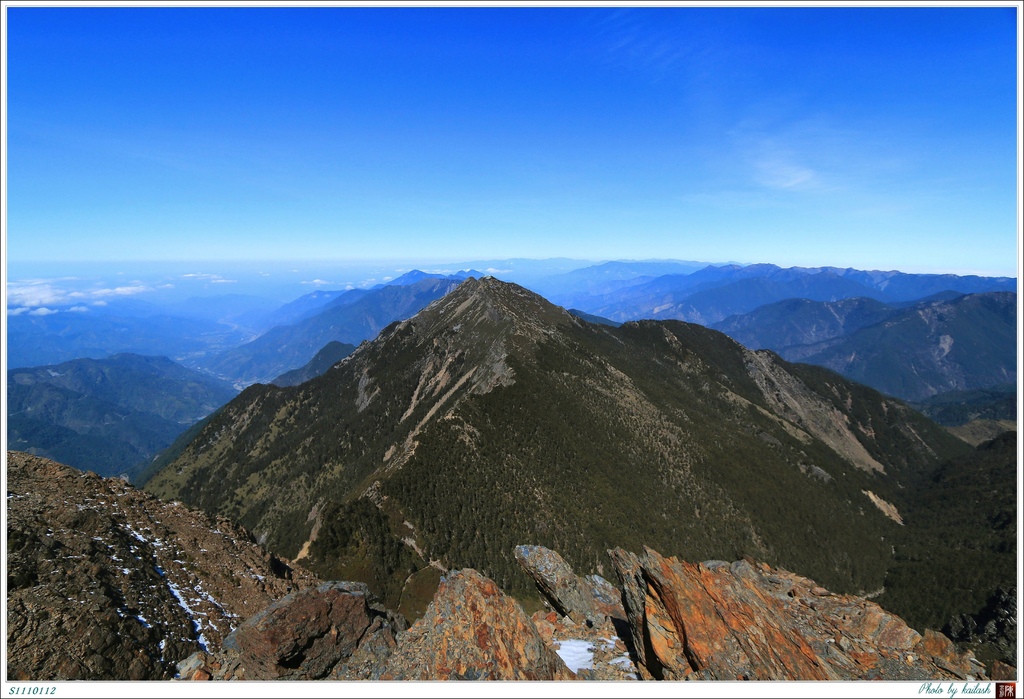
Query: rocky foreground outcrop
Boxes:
[
  {"xmin": 381, "ymin": 569, "xmax": 575, "ymax": 680},
  {"xmin": 5, "ymin": 452, "xmax": 319, "ymax": 680},
  {"xmin": 514, "ymin": 544, "xmax": 625, "ymax": 625},
  {"xmin": 7, "ymin": 453, "xmax": 1005, "ymax": 682},
  {"xmin": 176, "ymin": 581, "xmax": 407, "ymax": 680},
  {"xmin": 608, "ymin": 546, "xmax": 989, "ymax": 681}
]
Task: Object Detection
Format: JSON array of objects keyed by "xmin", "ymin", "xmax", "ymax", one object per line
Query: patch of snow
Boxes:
[
  {"xmin": 166, "ymin": 579, "xmax": 209, "ymax": 650},
  {"xmin": 197, "ymin": 587, "xmax": 226, "ymax": 612},
  {"xmin": 136, "ymin": 615, "xmax": 153, "ymax": 629},
  {"xmin": 166, "ymin": 579, "xmax": 195, "ymax": 617},
  {"xmin": 124, "ymin": 525, "xmax": 149, "ymax": 543},
  {"xmin": 554, "ymin": 639, "xmax": 595, "ymax": 673}
]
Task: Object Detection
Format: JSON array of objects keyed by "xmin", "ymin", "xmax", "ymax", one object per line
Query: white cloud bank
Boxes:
[{"xmin": 7, "ymin": 280, "xmax": 152, "ymax": 309}]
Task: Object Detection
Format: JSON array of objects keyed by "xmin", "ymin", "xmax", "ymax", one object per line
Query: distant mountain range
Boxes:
[
  {"xmin": 712, "ymin": 292, "xmax": 1017, "ymax": 402},
  {"xmin": 7, "ymin": 261, "xmax": 1016, "ymax": 478},
  {"xmin": 533, "ymin": 260, "xmax": 713, "ymax": 308},
  {"xmin": 145, "ymin": 277, "xmax": 970, "ymax": 610},
  {"xmin": 569, "ymin": 263, "xmax": 1015, "ymax": 325},
  {"xmin": 200, "ymin": 277, "xmax": 463, "ymax": 385},
  {"xmin": 6, "ymin": 308, "xmax": 253, "ymax": 370},
  {"xmin": 7, "ymin": 354, "xmax": 237, "ymax": 479}
]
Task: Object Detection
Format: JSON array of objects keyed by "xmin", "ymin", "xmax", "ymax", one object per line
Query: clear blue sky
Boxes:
[{"xmin": 5, "ymin": 5, "xmax": 1020, "ymax": 275}]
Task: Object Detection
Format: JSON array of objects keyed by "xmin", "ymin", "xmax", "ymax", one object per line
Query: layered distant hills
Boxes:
[
  {"xmin": 7, "ymin": 261, "xmax": 1016, "ymax": 487},
  {"xmin": 7, "ymin": 354, "xmax": 237, "ymax": 479},
  {"xmin": 199, "ymin": 277, "xmax": 463, "ymax": 385},
  {"xmin": 559, "ymin": 263, "xmax": 1015, "ymax": 325},
  {"xmin": 6, "ymin": 306, "xmax": 255, "ymax": 370},
  {"xmin": 713, "ymin": 292, "xmax": 1017, "ymax": 402}
]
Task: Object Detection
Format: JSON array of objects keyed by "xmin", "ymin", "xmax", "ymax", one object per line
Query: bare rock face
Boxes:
[
  {"xmin": 5, "ymin": 452, "xmax": 319, "ymax": 680},
  {"xmin": 177, "ymin": 581, "xmax": 407, "ymax": 680},
  {"xmin": 608, "ymin": 546, "xmax": 986, "ymax": 681},
  {"xmin": 514, "ymin": 544, "xmax": 625, "ymax": 625},
  {"xmin": 382, "ymin": 568, "xmax": 575, "ymax": 680}
]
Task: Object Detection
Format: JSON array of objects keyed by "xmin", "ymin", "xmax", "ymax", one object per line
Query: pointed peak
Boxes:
[{"xmin": 390, "ymin": 275, "xmax": 576, "ymax": 343}]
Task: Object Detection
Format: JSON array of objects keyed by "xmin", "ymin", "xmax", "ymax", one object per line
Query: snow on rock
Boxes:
[{"xmin": 554, "ymin": 639, "xmax": 595, "ymax": 673}]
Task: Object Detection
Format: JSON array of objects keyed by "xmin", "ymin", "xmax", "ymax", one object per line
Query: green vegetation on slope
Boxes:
[
  {"xmin": 305, "ymin": 498, "xmax": 421, "ymax": 611},
  {"xmin": 876, "ymin": 432, "xmax": 1016, "ymax": 654}
]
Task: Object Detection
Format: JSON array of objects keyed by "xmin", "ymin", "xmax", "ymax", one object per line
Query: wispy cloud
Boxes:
[
  {"xmin": 7, "ymin": 280, "xmax": 152, "ymax": 308},
  {"xmin": 752, "ymin": 153, "xmax": 820, "ymax": 191},
  {"xmin": 181, "ymin": 273, "xmax": 236, "ymax": 284},
  {"xmin": 587, "ymin": 9, "xmax": 701, "ymax": 82},
  {"xmin": 80, "ymin": 285, "xmax": 151, "ymax": 299},
  {"xmin": 300, "ymin": 279, "xmax": 334, "ymax": 286},
  {"xmin": 708, "ymin": 115, "xmax": 888, "ymax": 198},
  {"xmin": 7, "ymin": 282, "xmax": 68, "ymax": 308},
  {"xmin": 28, "ymin": 307, "xmax": 59, "ymax": 316},
  {"xmin": 730, "ymin": 122, "xmax": 830, "ymax": 193}
]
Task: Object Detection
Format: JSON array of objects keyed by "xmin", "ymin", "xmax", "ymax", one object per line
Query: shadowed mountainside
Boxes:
[{"xmin": 7, "ymin": 354, "xmax": 237, "ymax": 480}]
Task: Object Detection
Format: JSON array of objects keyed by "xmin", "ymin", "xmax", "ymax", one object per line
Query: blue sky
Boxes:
[{"xmin": 4, "ymin": 5, "xmax": 1020, "ymax": 276}]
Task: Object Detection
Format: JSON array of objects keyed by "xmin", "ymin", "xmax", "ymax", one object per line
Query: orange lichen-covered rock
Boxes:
[
  {"xmin": 608, "ymin": 546, "xmax": 985, "ymax": 681},
  {"xmin": 382, "ymin": 569, "xmax": 575, "ymax": 680}
]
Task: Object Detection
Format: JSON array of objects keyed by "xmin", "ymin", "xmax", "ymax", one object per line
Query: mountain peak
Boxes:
[{"xmin": 387, "ymin": 276, "xmax": 578, "ymax": 347}]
